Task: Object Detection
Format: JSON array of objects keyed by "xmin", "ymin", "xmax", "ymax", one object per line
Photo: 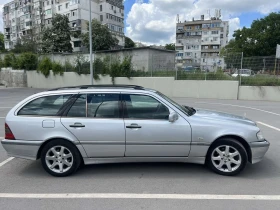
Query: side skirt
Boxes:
[{"xmin": 83, "ymin": 157, "xmax": 205, "ymax": 165}]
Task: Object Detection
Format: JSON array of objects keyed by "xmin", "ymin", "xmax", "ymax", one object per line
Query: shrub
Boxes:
[
  {"xmin": 4, "ymin": 54, "xmax": 13, "ymax": 68},
  {"xmin": 64, "ymin": 61, "xmax": 75, "ymax": 72},
  {"xmin": 18, "ymin": 53, "xmax": 38, "ymax": 70},
  {"xmin": 52, "ymin": 62, "xmax": 64, "ymax": 76},
  {"xmin": 10, "ymin": 53, "xmax": 19, "ymax": 69},
  {"xmin": 38, "ymin": 57, "xmax": 52, "ymax": 77},
  {"xmin": 0, "ymin": 57, "xmax": 3, "ymax": 70}
]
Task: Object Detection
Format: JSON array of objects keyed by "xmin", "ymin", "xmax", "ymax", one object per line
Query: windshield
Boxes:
[{"xmin": 156, "ymin": 92, "xmax": 196, "ymax": 116}]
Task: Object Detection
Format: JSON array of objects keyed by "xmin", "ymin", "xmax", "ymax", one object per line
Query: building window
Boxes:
[
  {"xmin": 177, "ymin": 26, "xmax": 183, "ymax": 30},
  {"xmin": 203, "ymin": 31, "xmax": 207, "ymax": 35},
  {"xmin": 186, "ymin": 26, "xmax": 191, "ymax": 30},
  {"xmin": 74, "ymin": 41, "xmax": 81, "ymax": 48},
  {"xmin": 58, "ymin": 5, "xmax": 61, "ymax": 11},
  {"xmin": 213, "ymin": 46, "xmax": 219, "ymax": 49},
  {"xmin": 100, "ymin": 5, "xmax": 102, "ymax": 11},
  {"xmin": 220, "ymin": 34, "xmax": 224, "ymax": 38},
  {"xmin": 195, "ymin": 25, "xmax": 200, "ymax": 29},
  {"xmin": 72, "ymin": 11, "xmax": 75, "ymax": 16},
  {"xmin": 211, "ymin": 30, "xmax": 219, "ymax": 34},
  {"xmin": 66, "ymin": 13, "xmax": 70, "ymax": 18},
  {"xmin": 204, "ymin": 38, "xmax": 208, "ymax": 41},
  {"xmin": 45, "ymin": 9, "xmax": 52, "ymax": 15},
  {"xmin": 213, "ymin": 37, "xmax": 218, "ymax": 41},
  {"xmin": 66, "ymin": 3, "xmax": 69, "ymax": 8},
  {"xmin": 119, "ymin": 27, "xmax": 122, "ymax": 32},
  {"xmin": 111, "ymin": 5, "xmax": 113, "ymax": 10},
  {"xmin": 106, "ymin": 14, "xmax": 109, "ymax": 19},
  {"xmin": 100, "ymin": 15, "xmax": 103, "ymax": 22},
  {"xmin": 111, "ymin": 25, "xmax": 114, "ymax": 31}
]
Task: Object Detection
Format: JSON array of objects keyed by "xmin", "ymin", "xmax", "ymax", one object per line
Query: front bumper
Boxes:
[
  {"xmin": 1, "ymin": 139, "xmax": 42, "ymax": 160},
  {"xmin": 250, "ymin": 139, "xmax": 270, "ymax": 164}
]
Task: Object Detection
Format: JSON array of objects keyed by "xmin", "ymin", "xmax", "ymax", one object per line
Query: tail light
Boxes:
[{"xmin": 5, "ymin": 123, "xmax": 15, "ymax": 140}]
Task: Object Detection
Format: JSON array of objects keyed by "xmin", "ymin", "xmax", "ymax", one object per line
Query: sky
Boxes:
[{"xmin": 1, "ymin": 0, "xmax": 279, "ymax": 45}]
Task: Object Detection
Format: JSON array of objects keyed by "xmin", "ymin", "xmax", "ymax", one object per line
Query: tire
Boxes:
[
  {"xmin": 206, "ymin": 138, "xmax": 248, "ymax": 176},
  {"xmin": 41, "ymin": 140, "xmax": 81, "ymax": 177}
]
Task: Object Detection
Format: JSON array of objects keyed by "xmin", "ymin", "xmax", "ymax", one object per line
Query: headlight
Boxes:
[{"xmin": 257, "ymin": 131, "xmax": 264, "ymax": 141}]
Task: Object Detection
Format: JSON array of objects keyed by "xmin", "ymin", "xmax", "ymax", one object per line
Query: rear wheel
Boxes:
[
  {"xmin": 207, "ymin": 138, "xmax": 248, "ymax": 176},
  {"xmin": 41, "ymin": 140, "xmax": 81, "ymax": 177}
]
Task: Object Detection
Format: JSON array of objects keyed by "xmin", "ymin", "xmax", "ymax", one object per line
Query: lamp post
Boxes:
[{"xmin": 89, "ymin": 0, "xmax": 93, "ymax": 85}]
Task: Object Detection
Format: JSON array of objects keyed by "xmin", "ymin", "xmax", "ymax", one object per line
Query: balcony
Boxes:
[{"xmin": 201, "ymin": 48, "xmax": 220, "ymax": 53}]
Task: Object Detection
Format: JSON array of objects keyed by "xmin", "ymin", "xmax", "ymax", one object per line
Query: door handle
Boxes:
[
  {"xmin": 69, "ymin": 123, "xmax": 85, "ymax": 128},
  {"xmin": 126, "ymin": 124, "xmax": 141, "ymax": 129}
]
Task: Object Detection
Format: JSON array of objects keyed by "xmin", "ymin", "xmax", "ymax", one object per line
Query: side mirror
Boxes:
[{"xmin": 169, "ymin": 112, "xmax": 178, "ymax": 123}]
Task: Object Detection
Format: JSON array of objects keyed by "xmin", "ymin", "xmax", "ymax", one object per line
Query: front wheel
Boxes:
[
  {"xmin": 207, "ymin": 139, "xmax": 248, "ymax": 176},
  {"xmin": 41, "ymin": 140, "xmax": 81, "ymax": 177}
]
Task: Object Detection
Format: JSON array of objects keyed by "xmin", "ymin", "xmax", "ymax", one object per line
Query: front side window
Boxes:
[
  {"xmin": 123, "ymin": 94, "xmax": 169, "ymax": 120},
  {"xmin": 18, "ymin": 95, "xmax": 71, "ymax": 116}
]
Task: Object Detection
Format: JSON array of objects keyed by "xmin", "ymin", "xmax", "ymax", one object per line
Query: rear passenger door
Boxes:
[{"xmin": 60, "ymin": 93, "xmax": 126, "ymax": 157}]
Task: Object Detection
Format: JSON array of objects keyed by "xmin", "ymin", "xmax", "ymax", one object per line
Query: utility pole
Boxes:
[{"xmin": 89, "ymin": 0, "xmax": 93, "ymax": 85}]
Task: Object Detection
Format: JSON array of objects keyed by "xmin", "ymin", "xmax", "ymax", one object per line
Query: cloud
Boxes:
[{"xmin": 126, "ymin": 0, "xmax": 280, "ymax": 45}]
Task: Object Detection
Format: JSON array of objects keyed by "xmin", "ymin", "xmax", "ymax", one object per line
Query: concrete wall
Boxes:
[
  {"xmin": 239, "ymin": 86, "xmax": 280, "ymax": 101},
  {"xmin": 172, "ymin": 80, "xmax": 238, "ymax": 99},
  {"xmin": 0, "ymin": 68, "xmax": 27, "ymax": 87},
  {"xmin": 26, "ymin": 70, "xmax": 238, "ymax": 99}
]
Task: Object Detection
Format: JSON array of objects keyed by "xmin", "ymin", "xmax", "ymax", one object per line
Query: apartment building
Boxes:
[
  {"xmin": 176, "ymin": 15, "xmax": 229, "ymax": 71},
  {"xmin": 2, "ymin": 0, "xmax": 125, "ymax": 52}
]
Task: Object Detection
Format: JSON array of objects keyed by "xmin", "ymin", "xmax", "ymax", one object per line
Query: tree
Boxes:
[
  {"xmin": 41, "ymin": 14, "xmax": 72, "ymax": 53},
  {"xmin": 224, "ymin": 12, "xmax": 280, "ymax": 57},
  {"xmin": 125, "ymin": 36, "xmax": 135, "ymax": 48},
  {"xmin": 165, "ymin": 43, "xmax": 175, "ymax": 51},
  {"xmin": 0, "ymin": 32, "xmax": 5, "ymax": 52},
  {"xmin": 81, "ymin": 19, "xmax": 118, "ymax": 51}
]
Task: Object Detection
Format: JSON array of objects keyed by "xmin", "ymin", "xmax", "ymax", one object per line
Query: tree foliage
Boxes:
[
  {"xmin": 81, "ymin": 19, "xmax": 119, "ymax": 51},
  {"xmin": 41, "ymin": 14, "xmax": 72, "ymax": 53},
  {"xmin": 125, "ymin": 36, "xmax": 135, "ymax": 48},
  {"xmin": 0, "ymin": 32, "xmax": 5, "ymax": 52},
  {"xmin": 224, "ymin": 12, "xmax": 280, "ymax": 57},
  {"xmin": 165, "ymin": 43, "xmax": 175, "ymax": 51}
]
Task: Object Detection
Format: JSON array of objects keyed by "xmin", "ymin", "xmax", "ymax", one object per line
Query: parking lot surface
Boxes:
[{"xmin": 1, "ymin": 87, "xmax": 280, "ymax": 210}]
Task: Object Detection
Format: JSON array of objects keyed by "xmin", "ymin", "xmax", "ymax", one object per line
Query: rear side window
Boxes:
[
  {"xmin": 66, "ymin": 93, "xmax": 121, "ymax": 118},
  {"xmin": 18, "ymin": 95, "xmax": 71, "ymax": 116},
  {"xmin": 87, "ymin": 93, "xmax": 120, "ymax": 118}
]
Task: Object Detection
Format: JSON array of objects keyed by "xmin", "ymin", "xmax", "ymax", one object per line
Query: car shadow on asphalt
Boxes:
[{"xmin": 17, "ymin": 156, "xmax": 279, "ymax": 180}]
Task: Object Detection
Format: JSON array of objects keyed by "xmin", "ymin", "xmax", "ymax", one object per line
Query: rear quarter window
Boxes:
[{"xmin": 18, "ymin": 95, "xmax": 71, "ymax": 116}]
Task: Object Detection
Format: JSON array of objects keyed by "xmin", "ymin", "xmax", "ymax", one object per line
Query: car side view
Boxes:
[{"xmin": 1, "ymin": 85, "xmax": 270, "ymax": 177}]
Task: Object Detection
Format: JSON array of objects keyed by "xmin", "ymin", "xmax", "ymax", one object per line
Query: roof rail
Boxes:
[{"xmin": 48, "ymin": 85, "xmax": 145, "ymax": 91}]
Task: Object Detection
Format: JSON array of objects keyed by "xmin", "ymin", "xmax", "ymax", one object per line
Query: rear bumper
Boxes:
[
  {"xmin": 250, "ymin": 140, "xmax": 270, "ymax": 164},
  {"xmin": 1, "ymin": 139, "xmax": 42, "ymax": 160}
]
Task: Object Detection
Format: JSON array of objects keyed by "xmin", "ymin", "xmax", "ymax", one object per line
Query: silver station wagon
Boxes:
[{"xmin": 1, "ymin": 85, "xmax": 269, "ymax": 176}]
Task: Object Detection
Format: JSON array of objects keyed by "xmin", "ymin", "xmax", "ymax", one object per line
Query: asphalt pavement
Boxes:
[{"xmin": 0, "ymin": 87, "xmax": 280, "ymax": 210}]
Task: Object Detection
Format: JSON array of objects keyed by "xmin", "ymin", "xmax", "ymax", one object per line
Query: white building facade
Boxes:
[
  {"xmin": 176, "ymin": 16, "xmax": 229, "ymax": 71},
  {"xmin": 2, "ymin": 0, "xmax": 125, "ymax": 52}
]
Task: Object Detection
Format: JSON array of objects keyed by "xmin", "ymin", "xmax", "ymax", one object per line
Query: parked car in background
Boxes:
[
  {"xmin": 1, "ymin": 85, "xmax": 269, "ymax": 177},
  {"xmin": 232, "ymin": 69, "xmax": 255, "ymax": 77}
]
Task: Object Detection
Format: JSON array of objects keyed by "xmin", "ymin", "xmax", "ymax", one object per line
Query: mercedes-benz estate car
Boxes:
[{"xmin": 1, "ymin": 85, "xmax": 269, "ymax": 177}]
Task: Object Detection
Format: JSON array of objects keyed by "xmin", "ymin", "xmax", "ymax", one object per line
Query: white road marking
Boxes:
[
  {"xmin": 195, "ymin": 102, "xmax": 280, "ymax": 116},
  {"xmin": 257, "ymin": 121, "xmax": 280, "ymax": 132},
  {"xmin": 0, "ymin": 157, "xmax": 14, "ymax": 168},
  {"xmin": 0, "ymin": 193, "xmax": 280, "ymax": 200}
]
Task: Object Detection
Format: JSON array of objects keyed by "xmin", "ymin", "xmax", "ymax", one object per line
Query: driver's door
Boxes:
[{"xmin": 123, "ymin": 93, "xmax": 192, "ymax": 157}]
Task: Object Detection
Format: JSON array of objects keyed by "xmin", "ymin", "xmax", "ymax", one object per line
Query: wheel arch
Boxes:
[
  {"xmin": 207, "ymin": 135, "xmax": 252, "ymax": 163},
  {"xmin": 36, "ymin": 138, "xmax": 85, "ymax": 162}
]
